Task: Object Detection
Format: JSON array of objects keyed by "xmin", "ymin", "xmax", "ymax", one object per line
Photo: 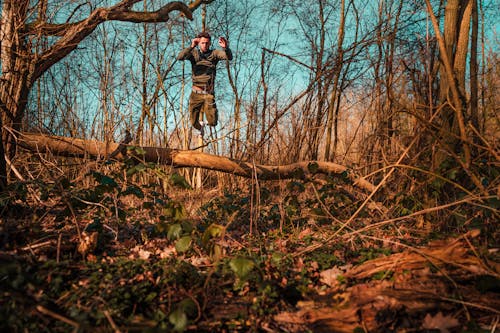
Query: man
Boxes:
[{"xmin": 177, "ymin": 32, "xmax": 233, "ymax": 134}]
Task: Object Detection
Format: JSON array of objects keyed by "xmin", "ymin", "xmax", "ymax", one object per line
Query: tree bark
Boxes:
[
  {"xmin": 453, "ymin": 0, "xmax": 473, "ymax": 95},
  {"xmin": 17, "ymin": 132, "xmax": 376, "ymax": 193},
  {"xmin": 324, "ymin": 0, "xmax": 346, "ymax": 162},
  {"xmin": 469, "ymin": 0, "xmax": 479, "ymax": 133},
  {"xmin": 425, "ymin": 0, "xmax": 471, "ymax": 167},
  {"xmin": 0, "ymin": 1, "xmax": 34, "ymax": 189}
]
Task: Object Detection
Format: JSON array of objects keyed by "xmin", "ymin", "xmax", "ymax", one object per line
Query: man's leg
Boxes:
[
  {"xmin": 189, "ymin": 92, "xmax": 205, "ymax": 130},
  {"xmin": 203, "ymin": 95, "xmax": 218, "ymax": 127}
]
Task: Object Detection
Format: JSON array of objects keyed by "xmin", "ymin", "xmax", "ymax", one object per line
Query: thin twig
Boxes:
[
  {"xmin": 4, "ymin": 153, "xmax": 42, "ymax": 203},
  {"xmin": 363, "ymin": 163, "xmax": 478, "ymax": 198},
  {"xmin": 36, "ymin": 305, "xmax": 80, "ymax": 329},
  {"xmin": 491, "ymin": 316, "xmax": 499, "ymax": 333},
  {"xmin": 437, "ymin": 296, "xmax": 500, "ymax": 315},
  {"xmin": 103, "ymin": 310, "xmax": 121, "ymax": 333},
  {"xmin": 21, "ymin": 240, "xmax": 53, "ymax": 251},
  {"xmin": 345, "ymin": 195, "xmax": 496, "ymax": 236},
  {"xmin": 57, "ymin": 233, "xmax": 62, "ymax": 263},
  {"xmin": 468, "ymin": 123, "xmax": 500, "ymax": 162}
]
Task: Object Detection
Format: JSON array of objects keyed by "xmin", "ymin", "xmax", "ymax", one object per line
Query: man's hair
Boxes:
[{"xmin": 196, "ymin": 32, "xmax": 211, "ymax": 40}]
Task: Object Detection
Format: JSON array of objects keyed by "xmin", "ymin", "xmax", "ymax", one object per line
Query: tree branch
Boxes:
[
  {"xmin": 25, "ymin": 0, "xmax": 215, "ymax": 36},
  {"xmin": 262, "ymin": 47, "xmax": 314, "ymax": 71},
  {"xmin": 30, "ymin": 0, "xmax": 213, "ymax": 81}
]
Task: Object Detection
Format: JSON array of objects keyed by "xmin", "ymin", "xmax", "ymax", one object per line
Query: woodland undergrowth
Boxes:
[{"xmin": 0, "ymin": 152, "xmax": 498, "ymax": 333}]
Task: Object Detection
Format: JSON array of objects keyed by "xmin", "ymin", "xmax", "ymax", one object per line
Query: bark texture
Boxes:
[{"xmin": 425, "ymin": 0, "xmax": 473, "ymax": 167}]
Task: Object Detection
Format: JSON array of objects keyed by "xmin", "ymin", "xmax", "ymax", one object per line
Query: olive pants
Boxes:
[{"xmin": 188, "ymin": 91, "xmax": 218, "ymax": 130}]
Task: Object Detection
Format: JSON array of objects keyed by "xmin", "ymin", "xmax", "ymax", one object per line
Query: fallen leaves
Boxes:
[
  {"xmin": 319, "ymin": 266, "xmax": 347, "ymax": 288},
  {"xmin": 421, "ymin": 312, "xmax": 460, "ymax": 333},
  {"xmin": 77, "ymin": 231, "xmax": 98, "ymax": 257}
]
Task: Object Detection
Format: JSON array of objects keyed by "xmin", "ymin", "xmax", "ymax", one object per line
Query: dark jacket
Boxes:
[{"xmin": 177, "ymin": 46, "xmax": 233, "ymax": 93}]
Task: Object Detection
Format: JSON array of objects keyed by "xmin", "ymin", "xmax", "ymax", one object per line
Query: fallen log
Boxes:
[{"xmin": 17, "ymin": 132, "xmax": 375, "ymax": 192}]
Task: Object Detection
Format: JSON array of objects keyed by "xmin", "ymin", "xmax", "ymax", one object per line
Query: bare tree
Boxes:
[{"xmin": 0, "ymin": 0, "xmax": 212, "ymax": 188}]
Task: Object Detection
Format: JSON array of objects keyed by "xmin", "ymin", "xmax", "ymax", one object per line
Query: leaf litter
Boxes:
[{"xmin": 0, "ymin": 170, "xmax": 498, "ymax": 332}]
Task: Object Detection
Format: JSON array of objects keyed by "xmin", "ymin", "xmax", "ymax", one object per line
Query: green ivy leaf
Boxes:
[
  {"xmin": 167, "ymin": 224, "xmax": 182, "ymax": 241},
  {"xmin": 145, "ymin": 292, "xmax": 157, "ymax": 302},
  {"xmin": 211, "ymin": 244, "xmax": 222, "ymax": 261},
  {"xmin": 170, "ymin": 173, "xmax": 192, "ymax": 190},
  {"xmin": 126, "ymin": 164, "xmax": 146, "ymax": 177},
  {"xmin": 307, "ymin": 162, "xmax": 319, "ymax": 174},
  {"xmin": 127, "ymin": 146, "xmax": 146, "ymax": 156},
  {"xmin": 178, "ymin": 298, "xmax": 197, "ymax": 318},
  {"xmin": 286, "ymin": 181, "xmax": 305, "ymax": 193},
  {"xmin": 120, "ymin": 185, "xmax": 144, "ymax": 198},
  {"xmin": 168, "ymin": 308, "xmax": 187, "ymax": 332},
  {"xmin": 175, "ymin": 236, "xmax": 192, "ymax": 253},
  {"xmin": 447, "ymin": 168, "xmax": 459, "ymax": 180},
  {"xmin": 100, "ymin": 175, "xmax": 117, "ymax": 187},
  {"xmin": 174, "ymin": 206, "xmax": 186, "ymax": 221},
  {"xmin": 181, "ymin": 221, "xmax": 193, "ymax": 233},
  {"xmin": 271, "ymin": 252, "xmax": 283, "ymax": 266},
  {"xmin": 202, "ymin": 224, "xmax": 224, "ymax": 247},
  {"xmin": 164, "ymin": 201, "xmax": 186, "ymax": 221},
  {"xmin": 229, "ymin": 257, "xmax": 255, "ymax": 278}
]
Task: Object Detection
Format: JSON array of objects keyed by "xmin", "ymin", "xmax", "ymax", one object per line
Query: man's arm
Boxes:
[
  {"xmin": 177, "ymin": 46, "xmax": 194, "ymax": 60},
  {"xmin": 222, "ymin": 47, "xmax": 233, "ymax": 60},
  {"xmin": 214, "ymin": 48, "xmax": 232, "ymax": 60},
  {"xmin": 216, "ymin": 37, "xmax": 233, "ymax": 60},
  {"xmin": 177, "ymin": 38, "xmax": 200, "ymax": 60}
]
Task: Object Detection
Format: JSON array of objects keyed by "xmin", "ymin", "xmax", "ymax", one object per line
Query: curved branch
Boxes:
[
  {"xmin": 25, "ymin": 0, "xmax": 215, "ymax": 36},
  {"xmin": 107, "ymin": 2, "xmax": 193, "ymax": 23},
  {"xmin": 17, "ymin": 132, "xmax": 376, "ymax": 193},
  {"xmin": 30, "ymin": 1, "xmax": 207, "ymax": 81}
]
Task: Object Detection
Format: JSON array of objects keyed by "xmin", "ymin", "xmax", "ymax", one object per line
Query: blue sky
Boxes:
[{"xmin": 20, "ymin": 0, "xmax": 500, "ymax": 145}]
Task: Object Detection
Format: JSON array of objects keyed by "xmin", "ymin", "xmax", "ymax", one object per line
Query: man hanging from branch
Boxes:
[{"xmin": 177, "ymin": 32, "xmax": 232, "ymax": 136}]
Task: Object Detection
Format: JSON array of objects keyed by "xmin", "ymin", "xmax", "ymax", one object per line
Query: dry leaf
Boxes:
[
  {"xmin": 77, "ymin": 231, "xmax": 98, "ymax": 256},
  {"xmin": 138, "ymin": 249, "xmax": 151, "ymax": 260},
  {"xmin": 294, "ymin": 257, "xmax": 305, "ymax": 272},
  {"xmin": 158, "ymin": 245, "xmax": 176, "ymax": 259},
  {"xmin": 298, "ymin": 227, "xmax": 312, "ymax": 240},
  {"xmin": 320, "ymin": 266, "xmax": 344, "ymax": 287},
  {"xmin": 422, "ymin": 312, "xmax": 460, "ymax": 333}
]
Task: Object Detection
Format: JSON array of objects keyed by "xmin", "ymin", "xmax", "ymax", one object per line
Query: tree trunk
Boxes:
[
  {"xmin": 469, "ymin": 0, "xmax": 479, "ymax": 134},
  {"xmin": 0, "ymin": 0, "xmax": 33, "ymax": 155},
  {"xmin": 426, "ymin": 0, "xmax": 471, "ymax": 167},
  {"xmin": 17, "ymin": 132, "xmax": 376, "ymax": 193},
  {"xmin": 453, "ymin": 0, "xmax": 473, "ymax": 95},
  {"xmin": 310, "ymin": 0, "xmax": 327, "ymax": 161},
  {"xmin": 324, "ymin": 0, "xmax": 346, "ymax": 162}
]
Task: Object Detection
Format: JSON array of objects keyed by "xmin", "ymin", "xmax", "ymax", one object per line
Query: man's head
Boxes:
[{"xmin": 196, "ymin": 32, "xmax": 211, "ymax": 53}]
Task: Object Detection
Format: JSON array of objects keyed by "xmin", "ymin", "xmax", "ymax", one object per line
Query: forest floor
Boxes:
[{"xmin": 0, "ymin": 167, "xmax": 499, "ymax": 332}]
